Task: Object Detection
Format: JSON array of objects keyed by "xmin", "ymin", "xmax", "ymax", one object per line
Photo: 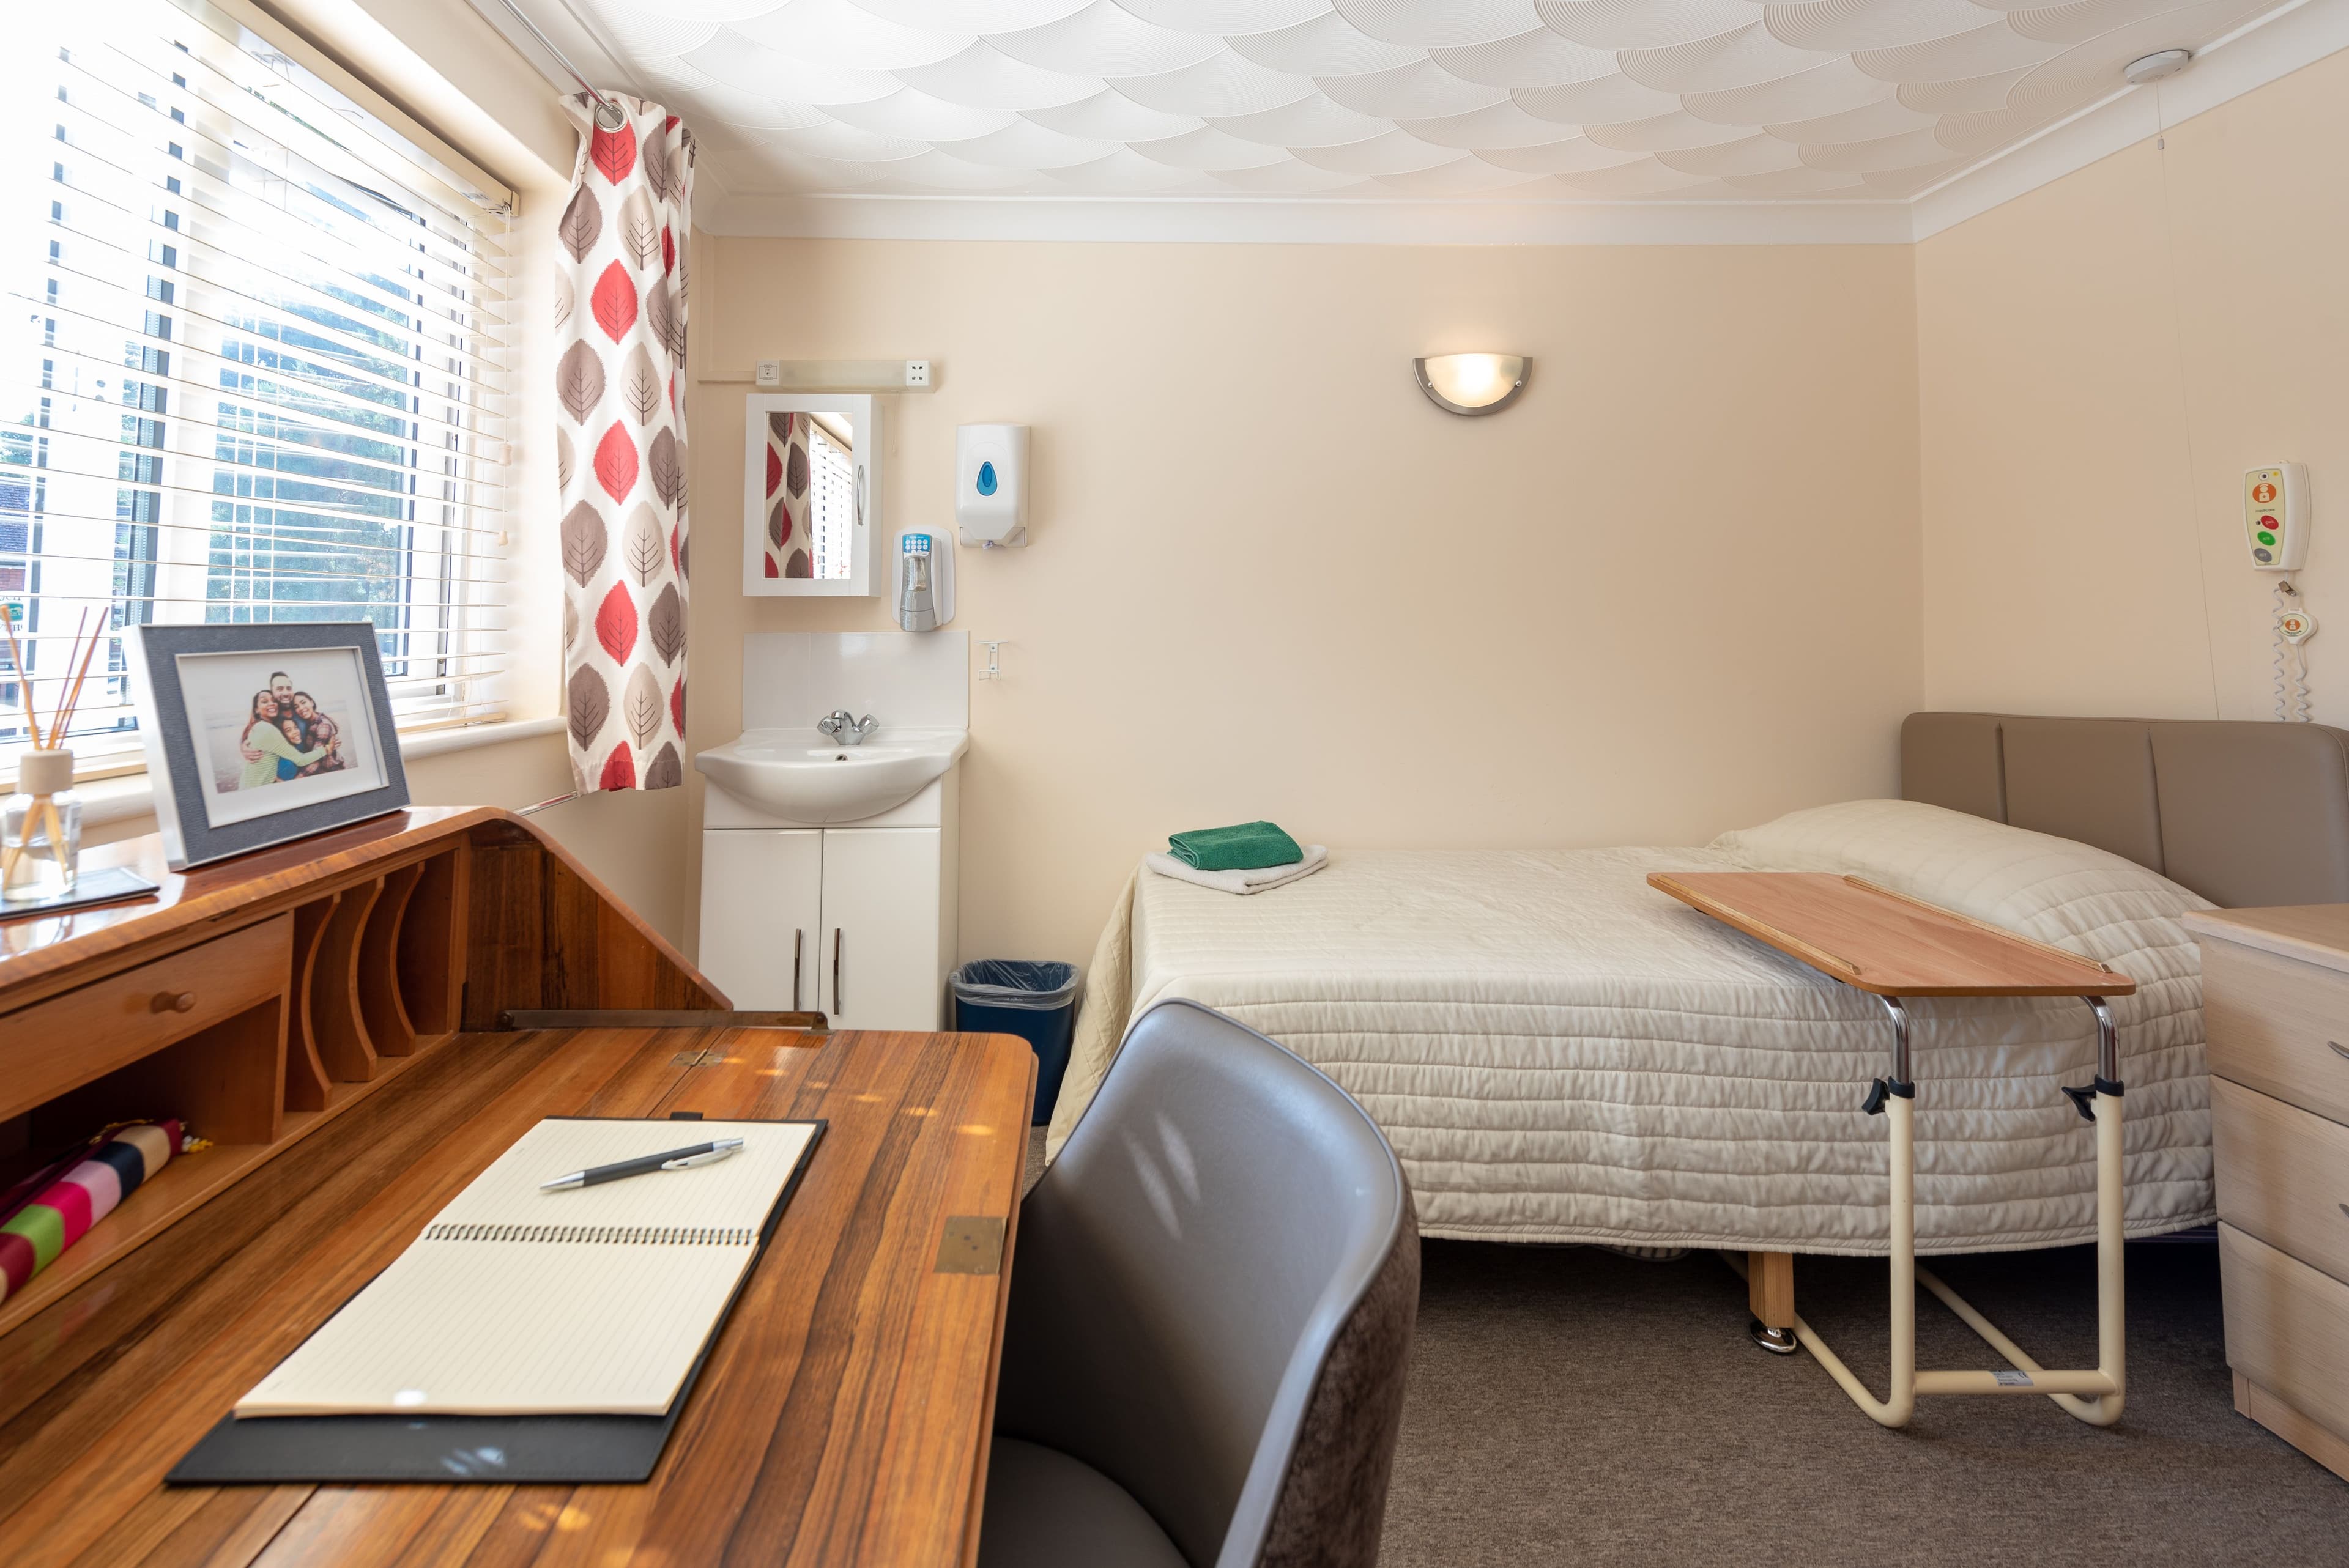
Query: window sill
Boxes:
[{"xmin": 75, "ymin": 716, "xmax": 568, "ymax": 829}]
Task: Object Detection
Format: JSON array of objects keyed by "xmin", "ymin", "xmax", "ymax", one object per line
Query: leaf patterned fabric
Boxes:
[
  {"xmin": 557, "ymin": 96, "xmax": 692, "ymax": 793},
  {"xmin": 763, "ymin": 412, "xmax": 811, "ymax": 580}
]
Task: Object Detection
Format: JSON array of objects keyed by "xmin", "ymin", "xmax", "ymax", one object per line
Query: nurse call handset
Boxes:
[
  {"xmin": 2246, "ymin": 463, "xmax": 2309, "ymax": 569},
  {"xmin": 2249, "ymin": 463, "xmax": 2316, "ymax": 721}
]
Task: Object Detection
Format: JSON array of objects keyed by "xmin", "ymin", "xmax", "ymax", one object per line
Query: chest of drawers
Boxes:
[{"xmin": 2187, "ymin": 905, "xmax": 2349, "ymax": 1482}]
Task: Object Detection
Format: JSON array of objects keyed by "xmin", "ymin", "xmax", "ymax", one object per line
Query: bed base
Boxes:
[{"xmin": 1727, "ymin": 995, "xmax": 2125, "ymax": 1429}]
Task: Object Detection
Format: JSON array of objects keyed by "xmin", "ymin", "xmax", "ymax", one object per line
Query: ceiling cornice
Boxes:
[
  {"xmin": 708, "ymin": 193, "xmax": 1915, "ymax": 246},
  {"xmin": 698, "ymin": 0, "xmax": 2349, "ymax": 248},
  {"xmin": 1912, "ymin": 0, "xmax": 2349, "ymax": 240}
]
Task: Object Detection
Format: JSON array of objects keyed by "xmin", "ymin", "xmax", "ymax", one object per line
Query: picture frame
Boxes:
[{"xmin": 128, "ymin": 623, "xmax": 411, "ymax": 870}]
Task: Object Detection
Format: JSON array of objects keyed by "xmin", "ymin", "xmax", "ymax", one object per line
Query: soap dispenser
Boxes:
[
  {"xmin": 956, "ymin": 424, "xmax": 1029, "ymax": 547},
  {"xmin": 894, "ymin": 531, "xmax": 954, "ymax": 631}
]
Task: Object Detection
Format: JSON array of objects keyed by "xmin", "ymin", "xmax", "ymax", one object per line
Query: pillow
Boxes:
[{"xmin": 1709, "ymin": 799, "xmax": 2212, "ymax": 967}]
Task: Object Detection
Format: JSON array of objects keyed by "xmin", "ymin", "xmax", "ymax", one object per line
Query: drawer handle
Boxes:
[
  {"xmin": 152, "ymin": 991, "xmax": 196, "ymax": 1015},
  {"xmin": 2332, "ymin": 1041, "xmax": 2349, "ymax": 1063}
]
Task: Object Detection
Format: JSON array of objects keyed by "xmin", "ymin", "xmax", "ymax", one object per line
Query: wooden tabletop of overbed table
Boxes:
[{"xmin": 1646, "ymin": 871, "xmax": 2137, "ymax": 997}]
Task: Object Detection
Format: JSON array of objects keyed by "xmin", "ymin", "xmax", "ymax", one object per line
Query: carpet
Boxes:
[{"xmin": 1378, "ymin": 1239, "xmax": 2349, "ymax": 1567}]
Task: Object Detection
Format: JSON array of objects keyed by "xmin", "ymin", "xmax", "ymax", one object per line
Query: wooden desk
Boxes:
[
  {"xmin": 0, "ymin": 807, "xmax": 721, "ymax": 1337},
  {"xmin": 1647, "ymin": 871, "xmax": 2136, "ymax": 1430},
  {"xmin": 0, "ymin": 807, "xmax": 1034, "ymax": 1566},
  {"xmin": 0, "ymin": 1022, "xmax": 1033, "ymax": 1567}
]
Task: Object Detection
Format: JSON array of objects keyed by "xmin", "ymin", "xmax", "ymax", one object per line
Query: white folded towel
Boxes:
[{"xmin": 1145, "ymin": 845, "xmax": 1328, "ymax": 895}]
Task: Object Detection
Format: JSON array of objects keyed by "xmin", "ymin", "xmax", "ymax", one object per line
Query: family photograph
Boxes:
[
  {"xmin": 234, "ymin": 670, "xmax": 348, "ymax": 788},
  {"xmin": 184, "ymin": 648, "xmax": 385, "ymax": 829}
]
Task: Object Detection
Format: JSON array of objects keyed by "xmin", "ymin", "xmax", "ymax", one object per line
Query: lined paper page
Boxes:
[
  {"xmin": 434, "ymin": 1120, "xmax": 816, "ymax": 1230},
  {"xmin": 235, "ymin": 1119, "xmax": 817, "ymax": 1418}
]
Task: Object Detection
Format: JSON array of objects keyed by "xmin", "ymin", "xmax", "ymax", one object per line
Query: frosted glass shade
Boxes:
[{"xmin": 1414, "ymin": 354, "xmax": 1529, "ymax": 416}]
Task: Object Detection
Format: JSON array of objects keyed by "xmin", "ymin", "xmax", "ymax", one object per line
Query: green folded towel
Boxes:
[{"xmin": 1167, "ymin": 821, "xmax": 1303, "ymax": 872}]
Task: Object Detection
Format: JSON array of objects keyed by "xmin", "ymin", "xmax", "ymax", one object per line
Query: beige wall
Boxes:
[
  {"xmin": 688, "ymin": 239, "xmax": 1924, "ymax": 967},
  {"xmin": 1918, "ymin": 47, "xmax": 2349, "ymax": 725}
]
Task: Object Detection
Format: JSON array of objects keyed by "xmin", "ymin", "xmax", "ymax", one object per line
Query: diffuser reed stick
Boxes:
[
  {"xmin": 54, "ymin": 617, "xmax": 103, "ymax": 743},
  {"xmin": 0, "ymin": 606, "xmax": 106, "ymax": 887}
]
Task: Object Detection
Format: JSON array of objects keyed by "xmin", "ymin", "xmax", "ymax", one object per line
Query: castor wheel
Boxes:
[{"xmin": 1750, "ymin": 1320, "xmax": 1800, "ymax": 1355}]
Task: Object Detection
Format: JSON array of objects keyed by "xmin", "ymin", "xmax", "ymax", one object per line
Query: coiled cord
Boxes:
[{"xmin": 2274, "ymin": 579, "xmax": 2313, "ymax": 723}]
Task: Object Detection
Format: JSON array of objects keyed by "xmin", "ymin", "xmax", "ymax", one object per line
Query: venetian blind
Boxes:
[{"xmin": 1, "ymin": 0, "xmax": 514, "ymax": 770}]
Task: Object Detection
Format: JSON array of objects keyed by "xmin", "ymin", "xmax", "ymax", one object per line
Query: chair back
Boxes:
[{"xmin": 993, "ymin": 999, "xmax": 1418, "ymax": 1568}]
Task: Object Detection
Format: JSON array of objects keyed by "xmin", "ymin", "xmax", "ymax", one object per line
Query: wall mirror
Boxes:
[{"xmin": 743, "ymin": 393, "xmax": 881, "ymax": 596}]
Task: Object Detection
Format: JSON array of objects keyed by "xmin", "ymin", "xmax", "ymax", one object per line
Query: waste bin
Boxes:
[{"xmin": 951, "ymin": 960, "xmax": 1080, "ymax": 1126}]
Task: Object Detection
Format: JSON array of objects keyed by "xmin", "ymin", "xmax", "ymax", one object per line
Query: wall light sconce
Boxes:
[{"xmin": 1414, "ymin": 353, "xmax": 1529, "ymax": 416}]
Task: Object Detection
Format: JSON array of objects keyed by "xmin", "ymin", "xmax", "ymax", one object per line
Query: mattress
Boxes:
[{"xmin": 1048, "ymin": 801, "xmax": 2216, "ymax": 1256}]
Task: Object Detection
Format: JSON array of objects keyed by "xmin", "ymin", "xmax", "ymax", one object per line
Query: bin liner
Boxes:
[{"xmin": 951, "ymin": 961, "xmax": 1080, "ymax": 1127}]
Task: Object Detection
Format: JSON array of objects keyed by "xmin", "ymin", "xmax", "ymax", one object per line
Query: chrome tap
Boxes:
[{"xmin": 818, "ymin": 710, "xmax": 879, "ymax": 746}]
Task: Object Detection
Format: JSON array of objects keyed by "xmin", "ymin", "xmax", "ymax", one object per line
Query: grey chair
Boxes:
[{"xmin": 979, "ymin": 998, "xmax": 1419, "ymax": 1568}]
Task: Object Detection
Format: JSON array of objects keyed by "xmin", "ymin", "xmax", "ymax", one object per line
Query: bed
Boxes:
[{"xmin": 1049, "ymin": 713, "xmax": 2349, "ymax": 1257}]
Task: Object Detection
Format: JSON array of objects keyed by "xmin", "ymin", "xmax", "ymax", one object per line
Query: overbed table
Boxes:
[{"xmin": 1647, "ymin": 871, "xmax": 2136, "ymax": 1429}]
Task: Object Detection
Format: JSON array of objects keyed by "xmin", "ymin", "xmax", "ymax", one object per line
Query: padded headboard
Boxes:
[{"xmin": 1901, "ymin": 712, "xmax": 2349, "ymax": 908}]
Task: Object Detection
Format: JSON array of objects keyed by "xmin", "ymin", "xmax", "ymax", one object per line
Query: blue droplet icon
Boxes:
[{"xmin": 976, "ymin": 461, "xmax": 998, "ymax": 497}]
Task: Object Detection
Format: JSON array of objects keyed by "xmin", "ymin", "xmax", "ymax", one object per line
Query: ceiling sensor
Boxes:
[{"xmin": 2125, "ymin": 50, "xmax": 2192, "ymax": 85}]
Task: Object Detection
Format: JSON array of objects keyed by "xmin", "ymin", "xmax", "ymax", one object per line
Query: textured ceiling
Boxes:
[{"xmin": 544, "ymin": 0, "xmax": 2287, "ymax": 203}]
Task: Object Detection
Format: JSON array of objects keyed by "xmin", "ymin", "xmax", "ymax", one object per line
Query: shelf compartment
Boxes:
[
  {"xmin": 308, "ymin": 879, "xmax": 383, "ymax": 1082},
  {"xmin": 284, "ymin": 894, "xmax": 341, "ymax": 1112},
  {"xmin": 0, "ymin": 1032, "xmax": 450, "ymax": 1338},
  {"xmin": 357, "ymin": 863, "xmax": 424, "ymax": 1057},
  {"xmin": 397, "ymin": 846, "xmax": 468, "ymax": 1038}
]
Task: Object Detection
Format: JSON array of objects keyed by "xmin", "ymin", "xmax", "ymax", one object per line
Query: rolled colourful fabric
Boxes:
[
  {"xmin": 0, "ymin": 1120, "xmax": 186, "ymax": 1304},
  {"xmin": 1167, "ymin": 821, "xmax": 1304, "ymax": 872}
]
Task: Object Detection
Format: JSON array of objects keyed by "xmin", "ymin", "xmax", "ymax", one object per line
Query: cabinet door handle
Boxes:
[
  {"xmin": 152, "ymin": 990, "xmax": 196, "ymax": 1014},
  {"xmin": 833, "ymin": 929, "xmax": 844, "ymax": 1018},
  {"xmin": 2331, "ymin": 1041, "xmax": 2348, "ymax": 1063},
  {"xmin": 792, "ymin": 928, "xmax": 804, "ymax": 1012}
]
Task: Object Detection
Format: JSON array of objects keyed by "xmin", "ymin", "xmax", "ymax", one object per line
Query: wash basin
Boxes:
[{"xmin": 695, "ymin": 727, "xmax": 968, "ymax": 823}]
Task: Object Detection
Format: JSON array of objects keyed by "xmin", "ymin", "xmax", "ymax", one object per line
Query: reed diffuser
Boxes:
[{"xmin": 1, "ymin": 607, "xmax": 103, "ymax": 901}]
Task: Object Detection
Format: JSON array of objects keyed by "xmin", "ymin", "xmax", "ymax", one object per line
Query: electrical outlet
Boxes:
[
  {"xmin": 754, "ymin": 360, "xmax": 781, "ymax": 388},
  {"xmin": 904, "ymin": 359, "xmax": 931, "ymax": 388}
]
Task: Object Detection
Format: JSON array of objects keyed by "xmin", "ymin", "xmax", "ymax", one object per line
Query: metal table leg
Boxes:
[{"xmin": 1752, "ymin": 994, "xmax": 2126, "ymax": 1429}]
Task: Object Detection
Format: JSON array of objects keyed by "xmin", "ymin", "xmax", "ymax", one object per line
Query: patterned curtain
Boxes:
[
  {"xmin": 762, "ymin": 410, "xmax": 812, "ymax": 579},
  {"xmin": 554, "ymin": 95, "xmax": 693, "ymax": 793}
]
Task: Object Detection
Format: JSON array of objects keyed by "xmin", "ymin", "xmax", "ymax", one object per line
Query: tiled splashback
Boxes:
[{"xmin": 741, "ymin": 632, "xmax": 969, "ymax": 733}]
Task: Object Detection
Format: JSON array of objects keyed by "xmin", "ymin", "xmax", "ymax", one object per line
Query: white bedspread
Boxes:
[{"xmin": 1048, "ymin": 801, "xmax": 2216, "ymax": 1256}]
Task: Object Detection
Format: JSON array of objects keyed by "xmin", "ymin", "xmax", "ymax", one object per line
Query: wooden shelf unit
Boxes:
[{"xmin": 0, "ymin": 808, "xmax": 722, "ymax": 1338}]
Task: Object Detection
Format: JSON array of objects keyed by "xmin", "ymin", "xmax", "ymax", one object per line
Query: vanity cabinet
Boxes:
[
  {"xmin": 821, "ymin": 829, "xmax": 946, "ymax": 1030},
  {"xmin": 697, "ymin": 775, "xmax": 959, "ymax": 1030},
  {"xmin": 697, "ymin": 830, "xmax": 825, "ymax": 1011}
]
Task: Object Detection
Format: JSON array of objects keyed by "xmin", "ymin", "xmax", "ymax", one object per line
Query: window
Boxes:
[
  {"xmin": 0, "ymin": 0, "xmax": 513, "ymax": 771},
  {"xmin": 807, "ymin": 415, "xmax": 853, "ymax": 582}
]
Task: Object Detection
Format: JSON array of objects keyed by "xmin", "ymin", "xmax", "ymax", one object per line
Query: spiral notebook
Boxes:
[{"xmin": 234, "ymin": 1117, "xmax": 820, "ymax": 1419}]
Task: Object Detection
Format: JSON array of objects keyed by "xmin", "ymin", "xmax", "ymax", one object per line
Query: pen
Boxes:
[{"xmin": 540, "ymin": 1138, "xmax": 745, "ymax": 1191}]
